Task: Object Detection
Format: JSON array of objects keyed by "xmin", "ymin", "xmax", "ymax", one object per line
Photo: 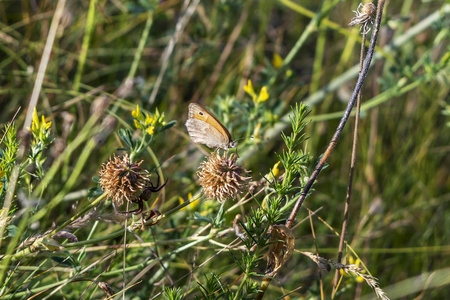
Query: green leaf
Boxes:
[
  {"xmin": 160, "ymin": 120, "xmax": 177, "ymax": 131},
  {"xmin": 118, "ymin": 128, "xmax": 135, "ymax": 148},
  {"xmin": 50, "ymin": 255, "xmax": 77, "ymax": 268},
  {"xmin": 6, "ymin": 225, "xmax": 17, "ymax": 238},
  {"xmin": 189, "ymin": 212, "xmax": 213, "ymax": 224},
  {"xmin": 88, "ymin": 187, "xmax": 103, "ymax": 200}
]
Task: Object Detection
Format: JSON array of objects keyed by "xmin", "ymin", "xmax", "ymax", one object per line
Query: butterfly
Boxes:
[{"xmin": 185, "ymin": 103, "xmax": 237, "ymax": 150}]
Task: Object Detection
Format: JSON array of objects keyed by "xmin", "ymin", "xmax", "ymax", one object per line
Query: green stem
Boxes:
[
  {"xmin": 127, "ymin": 11, "xmax": 153, "ymax": 80},
  {"xmin": 77, "ymin": 220, "xmax": 100, "ymax": 262},
  {"xmin": 214, "ymin": 201, "xmax": 227, "ymax": 227},
  {"xmin": 6, "ymin": 195, "xmax": 201, "ymax": 259},
  {"xmin": 310, "ymin": 0, "xmax": 330, "ymax": 94},
  {"xmin": 32, "ymin": 115, "xmax": 100, "ymax": 199},
  {"xmin": 31, "ymin": 137, "xmax": 99, "ymax": 223},
  {"xmin": 268, "ymin": 0, "xmax": 340, "ymax": 87},
  {"xmin": 10, "ymin": 194, "xmax": 106, "ymax": 260},
  {"xmin": 233, "ymin": 274, "xmax": 249, "ymax": 300},
  {"xmin": 102, "ymin": 228, "xmax": 218, "ymax": 276},
  {"xmin": 309, "ymin": 78, "xmax": 425, "ymax": 122},
  {"xmin": 73, "ymin": 0, "xmax": 98, "ymax": 92}
]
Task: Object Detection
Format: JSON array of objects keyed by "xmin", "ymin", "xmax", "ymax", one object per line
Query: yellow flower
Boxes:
[
  {"xmin": 245, "ymin": 80, "xmax": 269, "ymax": 104},
  {"xmin": 154, "ymin": 108, "xmax": 166, "ymax": 125},
  {"xmin": 29, "ymin": 108, "xmax": 52, "ymax": 145},
  {"xmin": 271, "ymin": 161, "xmax": 281, "ymax": 177},
  {"xmin": 146, "ymin": 126, "xmax": 155, "ymax": 135},
  {"xmin": 31, "ymin": 108, "xmax": 39, "ymax": 133},
  {"xmin": 244, "ymin": 79, "xmax": 257, "ymax": 101},
  {"xmin": 256, "ymin": 86, "xmax": 269, "ymax": 103},
  {"xmin": 132, "ymin": 105, "xmax": 165, "ymax": 135},
  {"xmin": 272, "ymin": 53, "xmax": 283, "ymax": 69},
  {"xmin": 178, "ymin": 193, "xmax": 198, "ymax": 211},
  {"xmin": 145, "ymin": 114, "xmax": 154, "ymax": 126},
  {"xmin": 266, "ymin": 161, "xmax": 281, "ymax": 184},
  {"xmin": 41, "ymin": 115, "xmax": 51, "ymax": 130},
  {"xmin": 339, "ymin": 256, "xmax": 365, "ymax": 283},
  {"xmin": 134, "ymin": 119, "xmax": 143, "ymax": 130},
  {"xmin": 131, "ymin": 104, "xmax": 143, "ymax": 121}
]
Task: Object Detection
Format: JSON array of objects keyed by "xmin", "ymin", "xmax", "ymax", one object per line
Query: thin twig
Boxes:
[
  {"xmin": 255, "ymin": 3, "xmax": 386, "ymax": 298},
  {"xmin": 24, "ymin": 0, "xmax": 67, "ymax": 129},
  {"xmin": 0, "ymin": 107, "xmax": 21, "ymax": 145},
  {"xmin": 332, "ymin": 29, "xmax": 367, "ymax": 295},
  {"xmin": 285, "ymin": 0, "xmax": 386, "ymax": 229},
  {"xmin": 123, "ymin": 202, "xmax": 129, "ymax": 299}
]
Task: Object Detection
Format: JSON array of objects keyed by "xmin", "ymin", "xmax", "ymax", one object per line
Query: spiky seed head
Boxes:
[
  {"xmin": 197, "ymin": 151, "xmax": 251, "ymax": 202},
  {"xmin": 99, "ymin": 154, "xmax": 150, "ymax": 206}
]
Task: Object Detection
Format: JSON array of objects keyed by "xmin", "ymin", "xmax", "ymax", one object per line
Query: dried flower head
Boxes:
[
  {"xmin": 99, "ymin": 154, "xmax": 150, "ymax": 206},
  {"xmin": 349, "ymin": 3, "xmax": 376, "ymax": 34},
  {"xmin": 197, "ymin": 151, "xmax": 251, "ymax": 202},
  {"xmin": 265, "ymin": 225, "xmax": 295, "ymax": 277}
]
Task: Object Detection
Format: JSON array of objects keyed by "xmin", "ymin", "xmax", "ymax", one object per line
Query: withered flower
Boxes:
[
  {"xmin": 99, "ymin": 154, "xmax": 150, "ymax": 207},
  {"xmin": 265, "ymin": 225, "xmax": 295, "ymax": 277},
  {"xmin": 349, "ymin": 3, "xmax": 376, "ymax": 34},
  {"xmin": 197, "ymin": 151, "xmax": 251, "ymax": 202}
]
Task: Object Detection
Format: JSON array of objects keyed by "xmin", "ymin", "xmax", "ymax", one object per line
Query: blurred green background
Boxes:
[{"xmin": 0, "ymin": 0, "xmax": 449, "ymax": 299}]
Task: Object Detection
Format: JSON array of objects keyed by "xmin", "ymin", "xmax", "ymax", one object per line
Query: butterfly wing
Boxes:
[
  {"xmin": 186, "ymin": 118, "xmax": 230, "ymax": 149},
  {"xmin": 186, "ymin": 103, "xmax": 235, "ymax": 150}
]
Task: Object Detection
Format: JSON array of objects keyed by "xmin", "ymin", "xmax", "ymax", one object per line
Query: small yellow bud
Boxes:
[
  {"xmin": 145, "ymin": 113, "xmax": 154, "ymax": 126},
  {"xmin": 256, "ymin": 86, "xmax": 269, "ymax": 103},
  {"xmin": 244, "ymin": 79, "xmax": 256, "ymax": 100},
  {"xmin": 271, "ymin": 161, "xmax": 281, "ymax": 177},
  {"xmin": 41, "ymin": 115, "xmax": 51, "ymax": 130},
  {"xmin": 132, "ymin": 105, "xmax": 143, "ymax": 121},
  {"xmin": 134, "ymin": 119, "xmax": 142, "ymax": 130},
  {"xmin": 179, "ymin": 193, "xmax": 198, "ymax": 211},
  {"xmin": 272, "ymin": 53, "xmax": 283, "ymax": 69},
  {"xmin": 146, "ymin": 126, "xmax": 155, "ymax": 135},
  {"xmin": 31, "ymin": 108, "xmax": 39, "ymax": 132}
]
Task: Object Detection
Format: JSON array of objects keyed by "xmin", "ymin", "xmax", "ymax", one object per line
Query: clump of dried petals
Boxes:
[
  {"xmin": 197, "ymin": 151, "xmax": 251, "ymax": 202},
  {"xmin": 349, "ymin": 3, "xmax": 376, "ymax": 34},
  {"xmin": 265, "ymin": 225, "xmax": 295, "ymax": 277},
  {"xmin": 99, "ymin": 154, "xmax": 150, "ymax": 206}
]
